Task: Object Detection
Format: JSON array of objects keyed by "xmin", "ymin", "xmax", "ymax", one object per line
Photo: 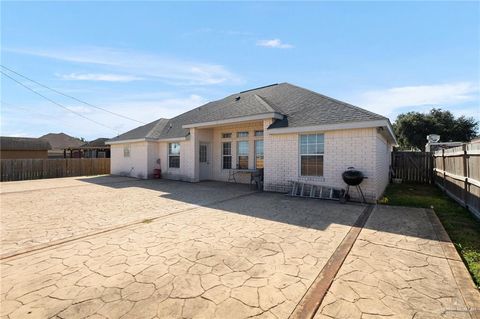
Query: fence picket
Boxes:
[{"xmin": 0, "ymin": 158, "xmax": 110, "ymax": 182}]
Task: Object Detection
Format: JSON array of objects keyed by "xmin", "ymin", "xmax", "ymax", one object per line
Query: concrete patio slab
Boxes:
[
  {"xmin": 0, "ymin": 176, "xmax": 253, "ymax": 257},
  {"xmin": 314, "ymin": 205, "xmax": 480, "ymax": 319},
  {"xmin": 1, "ymin": 180, "xmax": 364, "ymax": 318},
  {"xmin": 1, "ymin": 176, "xmax": 479, "ymax": 319}
]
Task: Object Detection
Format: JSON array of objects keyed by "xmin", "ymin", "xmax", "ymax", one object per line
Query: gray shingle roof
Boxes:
[
  {"xmin": 109, "ymin": 83, "xmax": 388, "ymax": 142},
  {"xmin": 108, "ymin": 119, "xmax": 170, "ymax": 142},
  {"xmin": 0, "ymin": 136, "xmax": 52, "ymax": 151},
  {"xmin": 82, "ymin": 138, "xmax": 110, "ymax": 147}
]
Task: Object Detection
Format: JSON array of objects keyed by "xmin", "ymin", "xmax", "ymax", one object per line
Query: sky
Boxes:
[{"xmin": 1, "ymin": 1, "xmax": 479, "ymax": 140}]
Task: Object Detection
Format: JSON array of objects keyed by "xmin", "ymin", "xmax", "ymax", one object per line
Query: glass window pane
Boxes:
[
  {"xmin": 223, "ymin": 156, "xmax": 232, "ymax": 169},
  {"xmin": 300, "ymin": 144, "xmax": 308, "ymax": 154},
  {"xmin": 238, "ymin": 141, "xmax": 249, "ymax": 155},
  {"xmin": 199, "ymin": 145, "xmax": 207, "ymax": 163},
  {"xmin": 300, "ymin": 135, "xmax": 308, "ymax": 144},
  {"xmin": 222, "ymin": 133, "xmax": 232, "ymax": 139},
  {"xmin": 169, "ymin": 143, "xmax": 180, "ymax": 155},
  {"xmin": 255, "ymin": 140, "xmax": 264, "ymax": 169},
  {"xmin": 223, "ymin": 142, "xmax": 231, "ymax": 155},
  {"xmin": 237, "ymin": 131, "xmax": 249, "ymax": 138},
  {"xmin": 238, "ymin": 156, "xmax": 248, "ymax": 169},
  {"xmin": 254, "ymin": 130, "xmax": 264, "ymax": 137},
  {"xmin": 255, "ymin": 140, "xmax": 264, "ymax": 155},
  {"xmin": 301, "ymin": 155, "xmax": 323, "ymax": 176},
  {"xmin": 308, "ymin": 134, "xmax": 316, "ymax": 144},
  {"xmin": 317, "ymin": 134, "xmax": 324, "ymax": 144},
  {"xmin": 317, "ymin": 143, "xmax": 324, "ymax": 154},
  {"xmin": 169, "ymin": 156, "xmax": 180, "ymax": 168}
]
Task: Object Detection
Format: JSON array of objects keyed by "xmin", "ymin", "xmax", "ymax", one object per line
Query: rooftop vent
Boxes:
[{"xmin": 235, "ymin": 96, "xmax": 241, "ymax": 101}]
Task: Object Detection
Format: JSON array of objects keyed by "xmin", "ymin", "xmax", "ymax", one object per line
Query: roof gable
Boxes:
[
  {"xmin": 108, "ymin": 118, "xmax": 169, "ymax": 143},
  {"xmin": 109, "ymin": 83, "xmax": 390, "ymax": 142}
]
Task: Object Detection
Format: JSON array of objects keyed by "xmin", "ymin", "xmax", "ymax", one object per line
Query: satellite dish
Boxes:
[{"xmin": 427, "ymin": 134, "xmax": 440, "ymax": 143}]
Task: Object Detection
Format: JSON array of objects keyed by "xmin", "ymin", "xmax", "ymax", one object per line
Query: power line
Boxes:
[
  {"xmin": 0, "ymin": 65, "xmax": 146, "ymax": 124},
  {"xmin": 1, "ymin": 70, "xmax": 119, "ymax": 134}
]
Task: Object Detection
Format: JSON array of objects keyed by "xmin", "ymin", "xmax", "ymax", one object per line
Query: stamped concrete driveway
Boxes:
[
  {"xmin": 0, "ymin": 176, "xmax": 254, "ymax": 257},
  {"xmin": 1, "ymin": 176, "xmax": 479, "ymax": 319}
]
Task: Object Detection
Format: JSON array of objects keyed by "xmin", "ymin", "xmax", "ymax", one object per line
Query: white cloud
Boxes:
[
  {"xmin": 0, "ymin": 94, "xmax": 208, "ymax": 140},
  {"xmin": 59, "ymin": 73, "xmax": 142, "ymax": 82},
  {"xmin": 256, "ymin": 39, "xmax": 293, "ymax": 49},
  {"xmin": 7, "ymin": 47, "xmax": 242, "ymax": 85},
  {"xmin": 355, "ymin": 82, "xmax": 479, "ymax": 117}
]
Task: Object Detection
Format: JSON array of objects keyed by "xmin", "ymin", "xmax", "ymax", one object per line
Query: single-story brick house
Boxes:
[{"xmin": 107, "ymin": 83, "xmax": 397, "ymax": 200}]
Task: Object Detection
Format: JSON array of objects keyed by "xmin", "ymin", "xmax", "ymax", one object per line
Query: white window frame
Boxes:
[
  {"xmin": 237, "ymin": 140, "xmax": 249, "ymax": 169},
  {"xmin": 255, "ymin": 140, "xmax": 264, "ymax": 169},
  {"xmin": 237, "ymin": 131, "xmax": 249, "ymax": 138},
  {"xmin": 299, "ymin": 133, "xmax": 324, "ymax": 177},
  {"xmin": 168, "ymin": 143, "xmax": 180, "ymax": 168},
  {"xmin": 123, "ymin": 144, "xmax": 131, "ymax": 157},
  {"xmin": 222, "ymin": 142, "xmax": 232, "ymax": 170}
]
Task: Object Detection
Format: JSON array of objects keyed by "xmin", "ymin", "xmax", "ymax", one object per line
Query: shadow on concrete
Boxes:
[{"xmin": 78, "ymin": 175, "xmax": 442, "ymax": 242}]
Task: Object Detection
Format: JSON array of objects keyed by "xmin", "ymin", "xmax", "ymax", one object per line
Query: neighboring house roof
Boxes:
[
  {"xmin": 40, "ymin": 133, "xmax": 84, "ymax": 149},
  {"xmin": 108, "ymin": 83, "xmax": 393, "ymax": 143},
  {"xmin": 108, "ymin": 119, "xmax": 170, "ymax": 143},
  {"xmin": 81, "ymin": 138, "xmax": 110, "ymax": 148},
  {"xmin": 0, "ymin": 136, "xmax": 52, "ymax": 151}
]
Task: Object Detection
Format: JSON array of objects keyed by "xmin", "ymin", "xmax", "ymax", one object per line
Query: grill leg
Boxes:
[{"xmin": 356, "ymin": 185, "xmax": 366, "ymax": 203}]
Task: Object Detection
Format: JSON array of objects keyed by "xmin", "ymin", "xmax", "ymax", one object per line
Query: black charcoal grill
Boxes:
[{"xmin": 342, "ymin": 167, "xmax": 367, "ymax": 203}]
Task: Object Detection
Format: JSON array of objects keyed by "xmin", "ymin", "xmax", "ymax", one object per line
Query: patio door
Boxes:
[{"xmin": 199, "ymin": 143, "xmax": 211, "ymax": 180}]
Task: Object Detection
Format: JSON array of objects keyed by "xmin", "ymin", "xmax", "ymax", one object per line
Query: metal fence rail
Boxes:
[
  {"xmin": 433, "ymin": 142, "xmax": 480, "ymax": 220},
  {"xmin": 0, "ymin": 158, "xmax": 110, "ymax": 182}
]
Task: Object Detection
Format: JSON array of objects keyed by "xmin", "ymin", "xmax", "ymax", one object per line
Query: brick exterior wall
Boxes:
[
  {"xmin": 110, "ymin": 121, "xmax": 393, "ymax": 200},
  {"xmin": 374, "ymin": 132, "xmax": 391, "ymax": 198},
  {"xmin": 264, "ymin": 127, "xmax": 389, "ymax": 201},
  {"xmin": 111, "ymin": 142, "xmax": 149, "ymax": 179}
]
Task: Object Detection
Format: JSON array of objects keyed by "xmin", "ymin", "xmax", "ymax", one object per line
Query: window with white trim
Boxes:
[
  {"xmin": 300, "ymin": 134, "xmax": 324, "ymax": 176},
  {"xmin": 237, "ymin": 131, "xmax": 249, "ymax": 138},
  {"xmin": 255, "ymin": 140, "xmax": 264, "ymax": 169},
  {"xmin": 237, "ymin": 141, "xmax": 249, "ymax": 169},
  {"xmin": 168, "ymin": 143, "xmax": 180, "ymax": 168},
  {"xmin": 123, "ymin": 144, "xmax": 131, "ymax": 157},
  {"xmin": 254, "ymin": 130, "xmax": 264, "ymax": 137},
  {"xmin": 222, "ymin": 133, "xmax": 232, "ymax": 139},
  {"xmin": 222, "ymin": 142, "xmax": 232, "ymax": 169}
]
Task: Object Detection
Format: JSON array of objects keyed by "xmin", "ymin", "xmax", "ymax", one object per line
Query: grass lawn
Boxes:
[{"xmin": 381, "ymin": 183, "xmax": 480, "ymax": 288}]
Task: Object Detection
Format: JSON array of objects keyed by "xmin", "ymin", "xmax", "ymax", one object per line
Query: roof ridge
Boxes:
[
  {"xmin": 284, "ymin": 83, "xmax": 387, "ymax": 120},
  {"xmin": 253, "ymin": 94, "xmax": 277, "ymax": 113},
  {"xmin": 239, "ymin": 83, "xmax": 278, "ymax": 94},
  {"xmin": 146, "ymin": 118, "xmax": 169, "ymax": 138}
]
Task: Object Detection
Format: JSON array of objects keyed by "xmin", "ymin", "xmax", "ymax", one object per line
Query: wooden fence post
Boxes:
[
  {"xmin": 442, "ymin": 149, "xmax": 446, "ymax": 191},
  {"xmin": 462, "ymin": 144, "xmax": 468, "ymax": 208}
]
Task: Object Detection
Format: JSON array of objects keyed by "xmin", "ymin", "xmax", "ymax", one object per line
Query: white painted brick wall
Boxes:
[
  {"xmin": 374, "ymin": 133, "xmax": 390, "ymax": 198},
  {"xmin": 264, "ymin": 127, "xmax": 381, "ymax": 201},
  {"xmin": 111, "ymin": 123, "xmax": 392, "ymax": 199},
  {"xmin": 111, "ymin": 142, "xmax": 150, "ymax": 179}
]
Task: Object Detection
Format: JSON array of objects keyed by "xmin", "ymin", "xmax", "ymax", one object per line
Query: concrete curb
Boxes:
[
  {"xmin": 289, "ymin": 204, "xmax": 374, "ymax": 319},
  {"xmin": 426, "ymin": 208, "xmax": 480, "ymax": 319}
]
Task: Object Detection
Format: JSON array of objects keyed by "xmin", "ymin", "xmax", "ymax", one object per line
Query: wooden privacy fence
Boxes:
[
  {"xmin": 433, "ymin": 142, "xmax": 480, "ymax": 220},
  {"xmin": 0, "ymin": 158, "xmax": 110, "ymax": 182},
  {"xmin": 391, "ymin": 151, "xmax": 433, "ymax": 183}
]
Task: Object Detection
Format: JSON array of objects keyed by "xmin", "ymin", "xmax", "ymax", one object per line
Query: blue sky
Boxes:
[{"xmin": 1, "ymin": 1, "xmax": 479, "ymax": 140}]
